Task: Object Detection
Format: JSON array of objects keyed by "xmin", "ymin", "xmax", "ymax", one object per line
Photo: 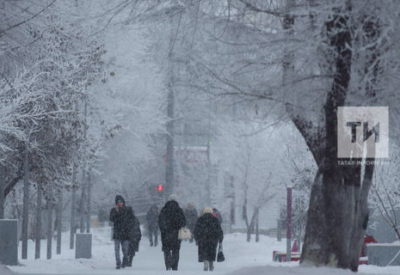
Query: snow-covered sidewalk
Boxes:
[{"xmin": 7, "ymin": 227, "xmax": 400, "ymax": 275}]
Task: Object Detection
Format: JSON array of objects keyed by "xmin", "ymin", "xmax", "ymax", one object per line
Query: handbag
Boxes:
[
  {"xmin": 178, "ymin": 227, "xmax": 192, "ymax": 240},
  {"xmin": 217, "ymin": 242, "xmax": 225, "ymax": 262}
]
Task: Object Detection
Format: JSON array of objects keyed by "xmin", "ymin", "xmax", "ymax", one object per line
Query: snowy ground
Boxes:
[{"xmin": 6, "ymin": 227, "xmax": 400, "ymax": 275}]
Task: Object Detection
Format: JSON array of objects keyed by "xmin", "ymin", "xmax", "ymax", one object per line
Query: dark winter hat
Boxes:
[{"xmin": 115, "ymin": 195, "xmax": 125, "ymax": 205}]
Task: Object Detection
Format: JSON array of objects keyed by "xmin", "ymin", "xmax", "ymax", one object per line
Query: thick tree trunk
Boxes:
[
  {"xmin": 301, "ymin": 4, "xmax": 376, "ymax": 271},
  {"xmin": 35, "ymin": 183, "xmax": 42, "ymax": 259}
]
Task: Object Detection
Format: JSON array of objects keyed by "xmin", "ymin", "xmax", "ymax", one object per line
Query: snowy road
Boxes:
[{"xmin": 7, "ymin": 227, "xmax": 400, "ymax": 275}]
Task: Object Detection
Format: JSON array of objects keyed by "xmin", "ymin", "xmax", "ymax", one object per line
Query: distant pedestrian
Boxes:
[
  {"xmin": 184, "ymin": 203, "xmax": 198, "ymax": 243},
  {"xmin": 194, "ymin": 207, "xmax": 224, "ymax": 271},
  {"xmin": 158, "ymin": 194, "xmax": 186, "ymax": 271},
  {"xmin": 109, "ymin": 195, "xmax": 132, "ymax": 269},
  {"xmin": 146, "ymin": 204, "xmax": 159, "ymax": 246},
  {"xmin": 127, "ymin": 208, "xmax": 141, "ymax": 267}
]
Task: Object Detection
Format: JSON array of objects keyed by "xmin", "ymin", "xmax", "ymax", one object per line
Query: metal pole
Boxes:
[
  {"xmin": 165, "ymin": 86, "xmax": 175, "ymax": 199},
  {"xmin": 286, "ymin": 187, "xmax": 292, "ymax": 261}
]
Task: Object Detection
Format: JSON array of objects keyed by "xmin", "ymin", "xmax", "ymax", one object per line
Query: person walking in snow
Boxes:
[
  {"xmin": 127, "ymin": 207, "xmax": 141, "ymax": 267},
  {"xmin": 146, "ymin": 204, "xmax": 159, "ymax": 246},
  {"xmin": 184, "ymin": 203, "xmax": 198, "ymax": 243},
  {"xmin": 194, "ymin": 207, "xmax": 224, "ymax": 271},
  {"xmin": 109, "ymin": 195, "xmax": 133, "ymax": 269},
  {"xmin": 158, "ymin": 194, "xmax": 186, "ymax": 271}
]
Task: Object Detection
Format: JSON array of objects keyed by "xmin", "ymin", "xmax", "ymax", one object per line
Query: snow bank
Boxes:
[
  {"xmin": 0, "ymin": 265, "xmax": 14, "ymax": 275},
  {"xmin": 7, "ymin": 227, "xmax": 400, "ymax": 275},
  {"xmin": 229, "ymin": 266, "xmax": 355, "ymax": 275}
]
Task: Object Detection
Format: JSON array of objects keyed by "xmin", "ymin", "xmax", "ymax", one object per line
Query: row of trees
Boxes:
[
  {"xmin": 0, "ymin": 0, "xmax": 110, "ymax": 259},
  {"xmin": 143, "ymin": 0, "xmax": 400, "ymax": 271},
  {"xmin": 3, "ymin": 1, "xmax": 400, "ymax": 272},
  {"xmin": 1, "ymin": 0, "xmax": 176, "ymax": 259}
]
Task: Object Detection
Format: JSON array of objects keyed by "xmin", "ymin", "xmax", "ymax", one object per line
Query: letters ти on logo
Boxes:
[{"xmin": 337, "ymin": 107, "xmax": 389, "ymax": 159}]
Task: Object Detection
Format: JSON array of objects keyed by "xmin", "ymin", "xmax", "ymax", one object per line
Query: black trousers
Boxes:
[
  {"xmin": 163, "ymin": 249, "xmax": 180, "ymax": 270},
  {"xmin": 127, "ymin": 244, "xmax": 135, "ymax": 266},
  {"xmin": 148, "ymin": 228, "xmax": 158, "ymax": 246}
]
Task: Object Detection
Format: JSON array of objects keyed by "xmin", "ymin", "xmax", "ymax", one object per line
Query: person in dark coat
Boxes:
[
  {"xmin": 158, "ymin": 195, "xmax": 186, "ymax": 271},
  {"xmin": 109, "ymin": 195, "xmax": 132, "ymax": 269},
  {"xmin": 194, "ymin": 207, "xmax": 224, "ymax": 271},
  {"xmin": 184, "ymin": 203, "xmax": 198, "ymax": 243},
  {"xmin": 127, "ymin": 208, "xmax": 141, "ymax": 267},
  {"xmin": 146, "ymin": 204, "xmax": 159, "ymax": 246}
]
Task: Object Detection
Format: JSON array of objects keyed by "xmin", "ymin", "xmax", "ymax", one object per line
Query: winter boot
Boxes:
[
  {"xmin": 127, "ymin": 256, "xmax": 133, "ymax": 267},
  {"xmin": 116, "ymin": 263, "xmax": 121, "ymax": 270},
  {"xmin": 203, "ymin": 261, "xmax": 209, "ymax": 271},
  {"xmin": 209, "ymin": 261, "xmax": 214, "ymax": 271}
]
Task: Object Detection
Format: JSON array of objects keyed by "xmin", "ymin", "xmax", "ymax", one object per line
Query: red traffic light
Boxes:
[{"xmin": 156, "ymin": 184, "xmax": 164, "ymax": 192}]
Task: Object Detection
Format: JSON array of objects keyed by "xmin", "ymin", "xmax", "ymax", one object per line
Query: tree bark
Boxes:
[
  {"xmin": 56, "ymin": 188, "xmax": 62, "ymax": 255},
  {"xmin": 21, "ymin": 145, "xmax": 30, "ymax": 260},
  {"xmin": 86, "ymin": 168, "xmax": 92, "ymax": 233},
  {"xmin": 0, "ymin": 166, "xmax": 5, "ymax": 219},
  {"xmin": 35, "ymin": 182, "xmax": 42, "ymax": 259},
  {"xmin": 47, "ymin": 184, "xmax": 54, "ymax": 260},
  {"xmin": 255, "ymin": 209, "xmax": 260, "ymax": 242},
  {"xmin": 79, "ymin": 171, "xmax": 86, "ymax": 233},
  {"xmin": 301, "ymin": 3, "xmax": 377, "ymax": 271},
  {"xmin": 70, "ymin": 163, "xmax": 77, "ymax": 249},
  {"xmin": 287, "ymin": 187, "xmax": 292, "ymax": 261}
]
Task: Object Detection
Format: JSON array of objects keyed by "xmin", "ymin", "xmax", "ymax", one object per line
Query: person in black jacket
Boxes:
[
  {"xmin": 158, "ymin": 195, "xmax": 186, "ymax": 270},
  {"xmin": 184, "ymin": 203, "xmax": 198, "ymax": 243},
  {"xmin": 146, "ymin": 204, "xmax": 159, "ymax": 246},
  {"xmin": 127, "ymin": 207, "xmax": 141, "ymax": 267},
  {"xmin": 109, "ymin": 195, "xmax": 132, "ymax": 269},
  {"xmin": 194, "ymin": 207, "xmax": 224, "ymax": 271}
]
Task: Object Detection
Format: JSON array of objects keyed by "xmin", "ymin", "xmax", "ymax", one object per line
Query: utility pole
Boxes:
[
  {"xmin": 165, "ymin": 86, "xmax": 175, "ymax": 199},
  {"xmin": 165, "ymin": 13, "xmax": 179, "ymax": 199}
]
